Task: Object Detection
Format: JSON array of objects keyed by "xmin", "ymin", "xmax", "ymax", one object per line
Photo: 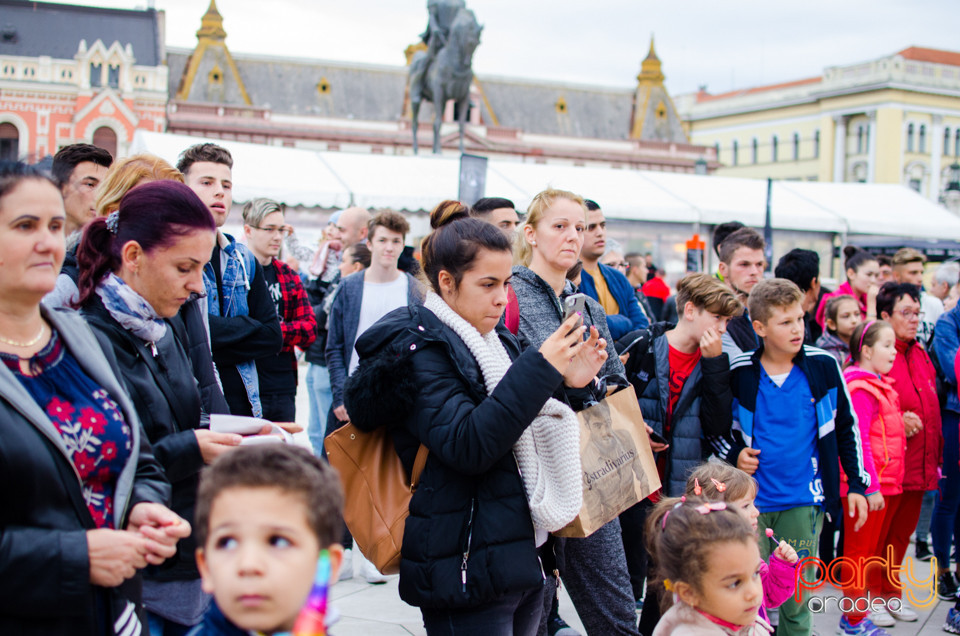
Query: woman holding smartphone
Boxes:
[
  {"xmin": 510, "ymin": 188, "xmax": 639, "ymax": 636},
  {"xmin": 344, "ymin": 200, "xmax": 607, "ymax": 634}
]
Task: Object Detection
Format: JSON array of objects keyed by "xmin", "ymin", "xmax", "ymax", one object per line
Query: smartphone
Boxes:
[
  {"xmin": 562, "ymin": 293, "xmax": 587, "ymax": 338},
  {"xmin": 648, "ymin": 430, "xmax": 668, "ymax": 446},
  {"xmin": 563, "ymin": 293, "xmax": 587, "ymax": 322}
]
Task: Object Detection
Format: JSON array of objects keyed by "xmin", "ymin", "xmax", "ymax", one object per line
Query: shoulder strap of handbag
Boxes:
[{"xmin": 410, "ymin": 444, "xmax": 429, "ymax": 490}]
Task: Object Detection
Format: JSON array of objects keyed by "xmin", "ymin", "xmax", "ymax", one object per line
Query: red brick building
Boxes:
[{"xmin": 0, "ymin": 0, "xmax": 168, "ymax": 161}]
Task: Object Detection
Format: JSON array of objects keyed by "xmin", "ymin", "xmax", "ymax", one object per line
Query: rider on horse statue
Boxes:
[
  {"xmin": 409, "ymin": 0, "xmax": 481, "ymax": 154},
  {"xmin": 420, "ymin": 0, "xmax": 467, "ymax": 63}
]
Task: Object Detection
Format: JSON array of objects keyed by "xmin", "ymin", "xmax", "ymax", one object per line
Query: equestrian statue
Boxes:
[{"xmin": 408, "ymin": 0, "xmax": 482, "ymax": 154}]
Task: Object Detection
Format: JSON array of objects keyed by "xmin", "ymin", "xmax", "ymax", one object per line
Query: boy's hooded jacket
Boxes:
[
  {"xmin": 708, "ymin": 344, "xmax": 870, "ymax": 521},
  {"xmin": 618, "ymin": 323, "xmax": 733, "ymax": 496}
]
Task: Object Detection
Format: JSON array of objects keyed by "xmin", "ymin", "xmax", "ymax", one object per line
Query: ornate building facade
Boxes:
[
  {"xmin": 166, "ymin": 2, "xmax": 712, "ymax": 172},
  {"xmin": 0, "ymin": 0, "xmax": 167, "ymax": 161},
  {"xmin": 676, "ymin": 47, "xmax": 960, "ymax": 203}
]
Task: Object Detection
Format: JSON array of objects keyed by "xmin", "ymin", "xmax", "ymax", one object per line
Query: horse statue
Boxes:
[{"xmin": 408, "ymin": 5, "xmax": 482, "ymax": 154}]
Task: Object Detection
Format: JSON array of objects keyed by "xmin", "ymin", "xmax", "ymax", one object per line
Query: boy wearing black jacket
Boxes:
[{"xmin": 617, "ymin": 273, "xmax": 740, "ymax": 623}]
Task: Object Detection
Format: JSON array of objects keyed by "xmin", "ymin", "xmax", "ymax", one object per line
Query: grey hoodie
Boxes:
[{"xmin": 510, "ymin": 265, "xmax": 625, "ymax": 381}]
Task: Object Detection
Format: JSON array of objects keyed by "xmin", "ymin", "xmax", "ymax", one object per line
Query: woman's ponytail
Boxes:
[{"xmin": 75, "ymin": 217, "xmax": 120, "ymax": 308}]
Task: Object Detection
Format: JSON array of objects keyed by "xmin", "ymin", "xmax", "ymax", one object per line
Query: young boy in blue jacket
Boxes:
[{"xmin": 710, "ymin": 278, "xmax": 870, "ymax": 636}]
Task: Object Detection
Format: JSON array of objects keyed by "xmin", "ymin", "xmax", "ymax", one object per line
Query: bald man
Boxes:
[{"xmin": 337, "ymin": 207, "xmax": 372, "ymax": 247}]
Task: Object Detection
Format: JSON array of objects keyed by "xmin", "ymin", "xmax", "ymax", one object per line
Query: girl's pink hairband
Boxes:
[{"xmin": 858, "ymin": 320, "xmax": 875, "ymax": 352}]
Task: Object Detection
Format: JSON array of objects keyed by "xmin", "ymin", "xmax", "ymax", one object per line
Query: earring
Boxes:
[{"xmin": 531, "ymin": 240, "xmax": 537, "ymax": 246}]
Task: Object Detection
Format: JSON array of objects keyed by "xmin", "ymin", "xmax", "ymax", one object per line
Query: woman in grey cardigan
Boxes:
[
  {"xmin": 511, "ymin": 188, "xmax": 639, "ymax": 636},
  {"xmin": 0, "ymin": 163, "xmax": 188, "ymax": 636}
]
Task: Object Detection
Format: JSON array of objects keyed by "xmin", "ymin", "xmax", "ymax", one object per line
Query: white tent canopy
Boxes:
[
  {"xmin": 131, "ymin": 130, "xmax": 960, "ymax": 239},
  {"xmin": 129, "ymin": 131, "xmax": 352, "ymax": 209}
]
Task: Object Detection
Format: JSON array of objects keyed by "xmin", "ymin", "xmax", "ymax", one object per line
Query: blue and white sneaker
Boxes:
[
  {"xmin": 837, "ymin": 616, "xmax": 891, "ymax": 636},
  {"xmin": 944, "ymin": 607, "xmax": 960, "ymax": 634}
]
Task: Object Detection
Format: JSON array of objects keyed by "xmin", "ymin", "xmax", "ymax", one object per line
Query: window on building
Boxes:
[
  {"xmin": 793, "ymin": 133, "xmax": 800, "ymax": 160},
  {"xmin": 907, "ymin": 123, "xmax": 915, "ymax": 152},
  {"xmin": 714, "ymin": 142, "xmax": 720, "ymax": 163},
  {"xmin": 909, "ymin": 178, "xmax": 922, "ymax": 192},
  {"xmin": 857, "ymin": 126, "xmax": 864, "ymax": 153},
  {"xmin": 956, "ymin": 129, "xmax": 960, "ymax": 157},
  {"xmin": 751, "ymin": 138, "xmax": 758, "ymax": 164},
  {"xmin": 919, "ymin": 125, "xmax": 927, "ymax": 153},
  {"xmin": 945, "ymin": 128, "xmax": 952, "ymax": 156},
  {"xmin": 814, "ymin": 130, "xmax": 820, "ymax": 158},
  {"xmin": 771, "ymin": 136, "xmax": 778, "ymax": 162},
  {"xmin": 107, "ymin": 64, "xmax": 120, "ymax": 89},
  {"xmin": 89, "ymin": 63, "xmax": 102, "ymax": 88},
  {"xmin": 732, "ymin": 140, "xmax": 738, "ymax": 166},
  {"xmin": 865, "ymin": 125, "xmax": 870, "ymax": 154},
  {"xmin": 0, "ymin": 123, "xmax": 18, "ymax": 161},
  {"xmin": 92, "ymin": 126, "xmax": 117, "ymax": 157}
]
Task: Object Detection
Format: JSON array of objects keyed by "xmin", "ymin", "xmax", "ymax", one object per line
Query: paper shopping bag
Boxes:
[{"xmin": 554, "ymin": 385, "xmax": 660, "ymax": 538}]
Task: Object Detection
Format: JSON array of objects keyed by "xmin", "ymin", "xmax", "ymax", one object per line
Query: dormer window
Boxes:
[
  {"xmin": 107, "ymin": 64, "xmax": 120, "ymax": 89},
  {"xmin": 208, "ymin": 65, "xmax": 224, "ymax": 85},
  {"xmin": 90, "ymin": 62, "xmax": 102, "ymax": 88}
]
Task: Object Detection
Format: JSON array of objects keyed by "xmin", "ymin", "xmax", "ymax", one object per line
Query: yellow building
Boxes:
[{"xmin": 676, "ymin": 47, "xmax": 960, "ymax": 203}]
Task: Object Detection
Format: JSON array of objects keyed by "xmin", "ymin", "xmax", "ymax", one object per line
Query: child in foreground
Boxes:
[
  {"xmin": 647, "ymin": 497, "xmax": 770, "ymax": 635},
  {"xmin": 816, "ymin": 295, "xmax": 862, "ymax": 366},
  {"xmin": 188, "ymin": 444, "xmax": 345, "ymax": 636},
  {"xmin": 685, "ymin": 463, "xmax": 798, "ymax": 624}
]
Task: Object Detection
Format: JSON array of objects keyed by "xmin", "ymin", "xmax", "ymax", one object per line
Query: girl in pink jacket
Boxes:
[{"xmin": 838, "ymin": 320, "xmax": 905, "ymax": 636}]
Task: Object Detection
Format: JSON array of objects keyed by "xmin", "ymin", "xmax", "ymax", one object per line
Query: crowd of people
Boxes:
[{"xmin": 4, "ymin": 140, "xmax": 960, "ymax": 636}]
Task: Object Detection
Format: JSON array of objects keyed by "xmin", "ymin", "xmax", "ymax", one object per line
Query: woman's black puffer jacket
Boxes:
[
  {"xmin": 82, "ymin": 296, "xmax": 206, "ymax": 581},
  {"xmin": 345, "ymin": 304, "xmax": 563, "ymax": 609}
]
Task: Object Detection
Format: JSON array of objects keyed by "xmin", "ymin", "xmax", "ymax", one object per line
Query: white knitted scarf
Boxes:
[{"xmin": 423, "ymin": 292, "xmax": 582, "ymax": 532}]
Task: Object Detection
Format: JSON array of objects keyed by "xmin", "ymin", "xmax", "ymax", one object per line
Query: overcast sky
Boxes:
[{"xmin": 62, "ymin": 0, "xmax": 960, "ymax": 96}]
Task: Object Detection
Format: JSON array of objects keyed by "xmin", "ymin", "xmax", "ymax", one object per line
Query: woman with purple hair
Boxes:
[{"xmin": 75, "ymin": 180, "xmax": 263, "ymax": 633}]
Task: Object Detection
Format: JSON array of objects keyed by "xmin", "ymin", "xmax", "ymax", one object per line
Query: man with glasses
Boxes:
[
  {"xmin": 178, "ymin": 143, "xmax": 282, "ymax": 417},
  {"xmin": 243, "ymin": 198, "xmax": 317, "ymax": 422},
  {"xmin": 579, "ymin": 199, "xmax": 648, "ymax": 339}
]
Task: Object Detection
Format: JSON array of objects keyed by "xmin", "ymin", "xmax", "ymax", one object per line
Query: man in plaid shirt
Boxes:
[{"xmin": 242, "ymin": 198, "xmax": 317, "ymax": 422}]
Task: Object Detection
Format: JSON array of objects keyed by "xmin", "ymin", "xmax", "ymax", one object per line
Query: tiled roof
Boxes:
[
  {"xmin": 695, "ymin": 76, "xmax": 821, "ymax": 103},
  {"xmin": 898, "ymin": 46, "xmax": 960, "ymax": 67},
  {"xmin": 170, "ymin": 48, "xmax": 644, "ymax": 140},
  {"xmin": 169, "ymin": 50, "xmax": 410, "ymax": 121},
  {"xmin": 0, "ymin": 0, "xmax": 162, "ymax": 66},
  {"xmin": 477, "ymin": 77, "xmax": 634, "ymax": 139}
]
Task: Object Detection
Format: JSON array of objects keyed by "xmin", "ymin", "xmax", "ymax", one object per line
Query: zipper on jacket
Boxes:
[{"xmin": 461, "ymin": 497, "xmax": 476, "ymax": 593}]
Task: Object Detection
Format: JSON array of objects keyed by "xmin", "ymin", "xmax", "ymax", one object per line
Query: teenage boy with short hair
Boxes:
[
  {"xmin": 191, "ymin": 444, "xmax": 344, "ymax": 635},
  {"xmin": 775, "ymin": 248, "xmax": 822, "ymax": 344},
  {"xmin": 579, "ymin": 199, "xmax": 648, "ymax": 338},
  {"xmin": 622, "ymin": 272, "xmax": 741, "ymax": 494},
  {"xmin": 711, "ymin": 278, "xmax": 870, "ymax": 636},
  {"xmin": 178, "ymin": 143, "xmax": 282, "ymax": 418},
  {"xmin": 718, "ymin": 227, "xmax": 766, "ymax": 357},
  {"xmin": 51, "ymin": 143, "xmax": 113, "ymax": 241},
  {"xmin": 325, "ymin": 210, "xmax": 423, "ymax": 582}
]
